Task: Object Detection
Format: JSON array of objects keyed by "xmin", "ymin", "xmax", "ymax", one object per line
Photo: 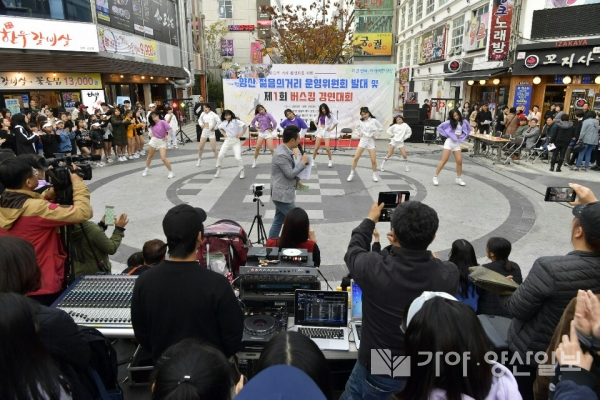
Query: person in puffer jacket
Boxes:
[{"xmin": 499, "ymin": 183, "xmax": 600, "ymax": 398}]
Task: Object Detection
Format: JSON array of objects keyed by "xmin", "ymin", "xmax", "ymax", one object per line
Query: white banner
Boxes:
[
  {"xmin": 98, "ymin": 26, "xmax": 158, "ymax": 60},
  {"xmin": 222, "ymin": 64, "xmax": 396, "ymax": 129},
  {"xmin": 81, "ymin": 90, "xmax": 106, "ymax": 111},
  {"xmin": 0, "ymin": 16, "xmax": 98, "ymax": 52}
]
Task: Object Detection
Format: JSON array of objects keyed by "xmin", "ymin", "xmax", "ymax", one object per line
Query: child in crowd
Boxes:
[
  {"xmin": 135, "ymin": 108, "xmax": 146, "ymax": 156},
  {"xmin": 448, "ymin": 239, "xmax": 479, "ymax": 312},
  {"xmin": 90, "ymin": 122, "xmax": 105, "ymax": 167},
  {"xmin": 74, "ymin": 119, "xmax": 92, "ymax": 156},
  {"xmin": 40, "ymin": 122, "xmax": 60, "ymax": 158},
  {"xmin": 124, "ymin": 110, "xmax": 143, "ymax": 159},
  {"xmin": 56, "ymin": 120, "xmax": 74, "ymax": 156},
  {"xmin": 164, "ymin": 106, "xmax": 179, "ymax": 150},
  {"xmin": 216, "ymin": 110, "xmax": 246, "ymax": 179},
  {"xmin": 381, "ymin": 114, "xmax": 412, "ymax": 172}
]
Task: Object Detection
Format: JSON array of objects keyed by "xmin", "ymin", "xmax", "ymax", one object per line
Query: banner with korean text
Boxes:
[
  {"xmin": 488, "ymin": 0, "xmax": 513, "ymax": 61},
  {"xmin": 98, "ymin": 26, "xmax": 157, "ymax": 60},
  {"xmin": 0, "ymin": 72, "xmax": 102, "ymax": 90},
  {"xmin": 222, "ymin": 64, "xmax": 396, "ymax": 129}
]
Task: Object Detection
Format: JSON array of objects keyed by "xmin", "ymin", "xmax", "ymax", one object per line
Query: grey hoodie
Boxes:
[
  {"xmin": 579, "ymin": 118, "xmax": 599, "ymax": 145},
  {"xmin": 551, "ymin": 121, "xmax": 574, "ymax": 146}
]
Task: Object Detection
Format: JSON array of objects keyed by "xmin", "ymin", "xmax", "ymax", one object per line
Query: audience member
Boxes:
[
  {"xmin": 574, "ymin": 111, "xmax": 600, "ymax": 171},
  {"xmin": 255, "ymin": 331, "xmax": 332, "ymax": 399},
  {"xmin": 71, "ymin": 212, "xmax": 128, "ymax": 277},
  {"xmin": 500, "ymin": 183, "xmax": 600, "ymax": 397},
  {"xmin": 397, "ymin": 293, "xmax": 521, "ymax": 400},
  {"xmin": 522, "ymin": 118, "xmax": 540, "ymax": 151},
  {"xmin": 477, "ymin": 237, "xmax": 522, "ymax": 316},
  {"xmin": 0, "ymin": 149, "xmax": 15, "ymax": 195},
  {"xmin": 505, "ymin": 107, "xmax": 519, "ymax": 136},
  {"xmin": 554, "ymin": 104, "xmax": 565, "ymax": 122},
  {"xmin": 448, "ymin": 239, "xmax": 479, "ymax": 311},
  {"xmin": 340, "ymin": 201, "xmax": 459, "ymax": 399},
  {"xmin": 131, "ymin": 204, "xmax": 244, "ymax": 362},
  {"xmin": 236, "ymin": 365, "xmax": 327, "ymax": 400},
  {"xmin": 152, "ymin": 339, "xmax": 243, "ymax": 400},
  {"xmin": 18, "ymin": 154, "xmax": 51, "ymax": 193},
  {"xmin": 544, "ymin": 104, "xmax": 557, "ymax": 120},
  {"xmin": 549, "ymin": 114, "xmax": 574, "ymax": 172},
  {"xmin": 0, "ymin": 157, "xmax": 92, "ymax": 305},
  {"xmin": 123, "ymin": 239, "xmax": 166, "ymax": 275},
  {"xmin": 564, "ymin": 109, "xmax": 585, "ymax": 167},
  {"xmin": 266, "ymin": 207, "xmax": 320, "ymax": 267},
  {"xmin": 476, "ymin": 103, "xmax": 493, "ymax": 135}
]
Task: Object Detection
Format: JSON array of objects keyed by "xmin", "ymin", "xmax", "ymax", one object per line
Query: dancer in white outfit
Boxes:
[
  {"xmin": 311, "ymin": 103, "xmax": 338, "ymax": 167},
  {"xmin": 196, "ymin": 104, "xmax": 220, "ymax": 166},
  {"xmin": 380, "ymin": 115, "xmax": 412, "ymax": 172},
  {"xmin": 164, "ymin": 106, "xmax": 179, "ymax": 149},
  {"xmin": 348, "ymin": 107, "xmax": 383, "ymax": 182},
  {"xmin": 215, "ymin": 110, "xmax": 246, "ymax": 179}
]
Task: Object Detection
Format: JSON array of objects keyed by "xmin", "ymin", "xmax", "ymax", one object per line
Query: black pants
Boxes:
[
  {"xmin": 196, "ymin": 124, "xmax": 201, "ymax": 142},
  {"xmin": 551, "ymin": 145, "xmax": 568, "ymax": 169}
]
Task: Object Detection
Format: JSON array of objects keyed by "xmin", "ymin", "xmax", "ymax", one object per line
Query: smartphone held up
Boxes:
[
  {"xmin": 378, "ymin": 191, "xmax": 411, "ymax": 222},
  {"xmin": 544, "ymin": 187, "xmax": 577, "ymax": 202}
]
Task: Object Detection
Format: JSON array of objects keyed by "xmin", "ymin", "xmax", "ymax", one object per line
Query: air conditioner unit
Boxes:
[
  {"xmin": 447, "ymin": 48, "xmax": 454, "ymax": 56},
  {"xmin": 455, "ymin": 46, "xmax": 462, "ymax": 55}
]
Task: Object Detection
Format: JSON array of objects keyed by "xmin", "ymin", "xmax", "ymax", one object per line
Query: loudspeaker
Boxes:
[{"xmin": 403, "ymin": 104, "xmax": 420, "ymax": 125}]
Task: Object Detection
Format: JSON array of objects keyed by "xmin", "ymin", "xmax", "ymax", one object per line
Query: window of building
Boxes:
[
  {"xmin": 398, "ymin": 43, "xmax": 404, "ymax": 68},
  {"xmin": 408, "ymin": 0, "xmax": 414, "ymax": 26},
  {"xmin": 439, "ymin": 0, "xmax": 448, "ymax": 5},
  {"xmin": 416, "ymin": 0, "xmax": 423, "ymax": 21},
  {"xmin": 426, "ymin": 0, "xmax": 435, "ymax": 14},
  {"xmin": 413, "ymin": 39, "xmax": 418, "ymax": 64},
  {"xmin": 4, "ymin": 0, "xmax": 92, "ymax": 22},
  {"xmin": 218, "ymin": 0, "xmax": 233, "ymax": 19},
  {"xmin": 451, "ymin": 15, "xmax": 464, "ymax": 49},
  {"xmin": 474, "ymin": 5, "xmax": 489, "ymax": 16},
  {"xmin": 401, "ymin": 6, "xmax": 406, "ymax": 31},
  {"xmin": 405, "ymin": 42, "xmax": 411, "ymax": 66}
]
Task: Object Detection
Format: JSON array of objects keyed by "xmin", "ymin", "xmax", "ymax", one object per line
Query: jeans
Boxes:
[
  {"xmin": 576, "ymin": 144, "xmax": 595, "ymax": 168},
  {"xmin": 269, "ymin": 200, "xmax": 296, "ymax": 239},
  {"xmin": 340, "ymin": 361, "xmax": 406, "ymax": 400}
]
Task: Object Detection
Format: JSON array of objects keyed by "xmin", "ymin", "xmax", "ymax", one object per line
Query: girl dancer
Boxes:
[
  {"xmin": 347, "ymin": 107, "xmax": 383, "ymax": 182},
  {"xmin": 280, "ymin": 109, "xmax": 308, "ymax": 158},
  {"xmin": 380, "ymin": 114, "xmax": 412, "ymax": 172},
  {"xmin": 142, "ymin": 112, "xmax": 174, "ymax": 179},
  {"xmin": 215, "ymin": 110, "xmax": 246, "ymax": 179},
  {"xmin": 250, "ymin": 104, "xmax": 278, "ymax": 168},
  {"xmin": 433, "ymin": 109, "xmax": 472, "ymax": 186},
  {"xmin": 164, "ymin": 106, "xmax": 179, "ymax": 149},
  {"xmin": 311, "ymin": 103, "xmax": 338, "ymax": 167},
  {"xmin": 196, "ymin": 104, "xmax": 220, "ymax": 167}
]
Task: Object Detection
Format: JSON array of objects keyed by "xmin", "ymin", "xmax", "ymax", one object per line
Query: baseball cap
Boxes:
[
  {"xmin": 149, "ymin": 103, "xmax": 156, "ymax": 108},
  {"xmin": 572, "ymin": 202, "xmax": 600, "ymax": 237},
  {"xmin": 162, "ymin": 204, "xmax": 207, "ymax": 248},
  {"xmin": 235, "ymin": 365, "xmax": 326, "ymax": 400},
  {"xmin": 78, "ymin": 104, "xmax": 87, "ymax": 110},
  {"xmin": 42, "ymin": 122, "xmax": 53, "ymax": 129},
  {"xmin": 56, "ymin": 120, "xmax": 64, "ymax": 125}
]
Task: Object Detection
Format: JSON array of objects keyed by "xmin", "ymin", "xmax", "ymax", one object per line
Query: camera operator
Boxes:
[
  {"xmin": 71, "ymin": 212, "xmax": 128, "ymax": 277},
  {"xmin": 269, "ymin": 125, "xmax": 308, "ymax": 239},
  {"xmin": 0, "ymin": 157, "xmax": 93, "ymax": 305}
]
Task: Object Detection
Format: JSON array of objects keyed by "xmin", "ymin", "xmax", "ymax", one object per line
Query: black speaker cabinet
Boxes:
[
  {"xmin": 402, "ymin": 103, "xmax": 420, "ymax": 125},
  {"xmin": 406, "ymin": 124, "xmax": 423, "ymax": 143}
]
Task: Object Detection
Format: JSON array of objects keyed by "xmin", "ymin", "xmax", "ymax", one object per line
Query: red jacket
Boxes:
[{"xmin": 0, "ymin": 182, "xmax": 93, "ymax": 295}]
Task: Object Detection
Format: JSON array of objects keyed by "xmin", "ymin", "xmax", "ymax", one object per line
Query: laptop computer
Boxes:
[
  {"xmin": 350, "ymin": 280, "xmax": 363, "ymax": 349},
  {"xmin": 291, "ymin": 289, "xmax": 350, "ymax": 351}
]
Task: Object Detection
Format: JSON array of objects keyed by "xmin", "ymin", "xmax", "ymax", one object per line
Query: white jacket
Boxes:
[
  {"xmin": 387, "ymin": 123, "xmax": 412, "ymax": 142},
  {"xmin": 314, "ymin": 114, "xmax": 338, "ymax": 130},
  {"xmin": 355, "ymin": 117, "xmax": 383, "ymax": 139},
  {"xmin": 218, "ymin": 119, "xmax": 246, "ymax": 138},
  {"xmin": 199, "ymin": 111, "xmax": 220, "ymax": 130}
]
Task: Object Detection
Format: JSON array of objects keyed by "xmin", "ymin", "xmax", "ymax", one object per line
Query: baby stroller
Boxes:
[{"xmin": 196, "ymin": 219, "xmax": 249, "ymax": 283}]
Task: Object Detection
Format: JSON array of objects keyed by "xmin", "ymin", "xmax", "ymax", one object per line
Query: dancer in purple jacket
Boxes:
[
  {"xmin": 433, "ymin": 109, "xmax": 472, "ymax": 187},
  {"xmin": 250, "ymin": 104, "xmax": 278, "ymax": 168}
]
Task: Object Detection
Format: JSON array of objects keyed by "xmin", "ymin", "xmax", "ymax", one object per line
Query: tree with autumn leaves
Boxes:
[{"xmin": 260, "ymin": 0, "xmax": 361, "ymax": 64}]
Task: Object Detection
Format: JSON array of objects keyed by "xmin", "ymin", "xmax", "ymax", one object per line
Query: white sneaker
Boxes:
[
  {"xmin": 240, "ymin": 169, "xmax": 245, "ymax": 179},
  {"xmin": 455, "ymin": 177, "xmax": 466, "ymax": 186},
  {"xmin": 404, "ymin": 162, "xmax": 410, "ymax": 172},
  {"xmin": 167, "ymin": 145, "xmax": 172, "ymax": 150},
  {"xmin": 380, "ymin": 160, "xmax": 386, "ymax": 171},
  {"xmin": 196, "ymin": 158, "xmax": 202, "ymax": 167},
  {"xmin": 142, "ymin": 167, "xmax": 149, "ymax": 177},
  {"xmin": 133, "ymin": 153, "xmax": 140, "ymax": 159},
  {"xmin": 347, "ymin": 171, "xmax": 354, "ymax": 182},
  {"xmin": 128, "ymin": 155, "xmax": 133, "ymax": 160},
  {"xmin": 433, "ymin": 176, "xmax": 439, "ymax": 186},
  {"xmin": 214, "ymin": 168, "xmax": 220, "ymax": 178},
  {"xmin": 140, "ymin": 150, "xmax": 146, "ymax": 156},
  {"xmin": 328, "ymin": 160, "xmax": 333, "ymax": 168},
  {"xmin": 252, "ymin": 159, "xmax": 257, "ymax": 168},
  {"xmin": 173, "ymin": 145, "xmax": 179, "ymax": 149},
  {"xmin": 372, "ymin": 173, "xmax": 379, "ymax": 182},
  {"xmin": 311, "ymin": 160, "xmax": 315, "ymax": 167},
  {"xmin": 107, "ymin": 157, "xmax": 114, "ymax": 163},
  {"xmin": 168, "ymin": 171, "xmax": 174, "ymax": 179}
]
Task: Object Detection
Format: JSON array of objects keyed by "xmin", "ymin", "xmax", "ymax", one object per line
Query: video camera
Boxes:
[
  {"xmin": 44, "ymin": 154, "xmax": 100, "ymax": 205},
  {"xmin": 252, "ymin": 184, "xmax": 264, "ymax": 197}
]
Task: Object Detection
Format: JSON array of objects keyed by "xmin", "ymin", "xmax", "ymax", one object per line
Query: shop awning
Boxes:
[{"xmin": 444, "ymin": 67, "xmax": 509, "ymax": 81}]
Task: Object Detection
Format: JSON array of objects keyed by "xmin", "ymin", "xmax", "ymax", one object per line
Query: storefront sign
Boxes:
[
  {"xmin": 229, "ymin": 25, "xmax": 254, "ymax": 31},
  {"xmin": 5, "ymin": 99, "xmax": 20, "ymax": 115},
  {"xmin": 98, "ymin": 27, "xmax": 158, "ymax": 60},
  {"xmin": 0, "ymin": 72, "xmax": 102, "ymax": 90},
  {"xmin": 464, "ymin": 13, "xmax": 488, "ymax": 52},
  {"xmin": 444, "ymin": 60, "xmax": 462, "ymax": 73},
  {"xmin": 0, "ymin": 16, "xmax": 98, "ymax": 52},
  {"xmin": 419, "ymin": 27, "xmax": 446, "ymax": 64},
  {"xmin": 488, "ymin": 0, "xmax": 513, "ymax": 61},
  {"xmin": 62, "ymin": 92, "xmax": 81, "ymax": 109},
  {"xmin": 514, "ymin": 85, "xmax": 532, "ymax": 114},
  {"xmin": 251, "ymin": 42, "xmax": 263, "ymax": 64},
  {"xmin": 81, "ymin": 90, "xmax": 106, "ymax": 111},
  {"xmin": 221, "ymin": 39, "xmax": 234, "ymax": 57},
  {"xmin": 513, "ymin": 46, "xmax": 600, "ymax": 75},
  {"xmin": 353, "ymin": 33, "xmax": 393, "ymax": 56}
]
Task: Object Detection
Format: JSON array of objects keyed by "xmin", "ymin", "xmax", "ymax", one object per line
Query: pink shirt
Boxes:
[{"xmin": 151, "ymin": 120, "xmax": 171, "ymax": 139}]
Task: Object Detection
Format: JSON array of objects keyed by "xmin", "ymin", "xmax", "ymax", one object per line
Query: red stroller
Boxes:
[{"xmin": 196, "ymin": 219, "xmax": 249, "ymax": 283}]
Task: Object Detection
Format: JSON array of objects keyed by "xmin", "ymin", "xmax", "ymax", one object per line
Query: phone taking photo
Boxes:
[
  {"xmin": 378, "ymin": 191, "xmax": 410, "ymax": 222},
  {"xmin": 544, "ymin": 187, "xmax": 576, "ymax": 202},
  {"xmin": 105, "ymin": 205, "xmax": 115, "ymax": 225}
]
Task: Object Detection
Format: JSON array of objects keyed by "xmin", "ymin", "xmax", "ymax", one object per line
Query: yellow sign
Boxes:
[
  {"xmin": 353, "ymin": 33, "xmax": 393, "ymax": 56},
  {"xmin": 0, "ymin": 72, "xmax": 103, "ymax": 90}
]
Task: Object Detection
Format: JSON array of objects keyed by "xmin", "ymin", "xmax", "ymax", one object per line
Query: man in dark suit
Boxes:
[{"xmin": 269, "ymin": 125, "xmax": 308, "ymax": 239}]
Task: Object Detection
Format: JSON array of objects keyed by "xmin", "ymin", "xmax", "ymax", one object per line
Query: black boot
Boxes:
[
  {"xmin": 556, "ymin": 166, "xmax": 562, "ymax": 172},
  {"xmin": 550, "ymin": 164, "xmax": 555, "ymax": 172}
]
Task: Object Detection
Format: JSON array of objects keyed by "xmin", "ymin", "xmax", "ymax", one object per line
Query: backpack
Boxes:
[{"xmin": 80, "ymin": 327, "xmax": 124, "ymax": 400}]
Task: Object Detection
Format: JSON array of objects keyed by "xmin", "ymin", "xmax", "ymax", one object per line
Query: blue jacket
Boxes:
[
  {"xmin": 455, "ymin": 280, "xmax": 478, "ymax": 312},
  {"xmin": 57, "ymin": 129, "xmax": 75, "ymax": 152}
]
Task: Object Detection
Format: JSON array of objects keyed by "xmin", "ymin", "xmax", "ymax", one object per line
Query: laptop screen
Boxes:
[
  {"xmin": 351, "ymin": 281, "xmax": 362, "ymax": 320},
  {"xmin": 294, "ymin": 290, "xmax": 348, "ymax": 327}
]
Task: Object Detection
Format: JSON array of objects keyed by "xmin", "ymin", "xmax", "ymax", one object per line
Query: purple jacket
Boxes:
[
  {"xmin": 280, "ymin": 116, "xmax": 308, "ymax": 130},
  {"xmin": 437, "ymin": 120, "xmax": 472, "ymax": 143},
  {"xmin": 251, "ymin": 113, "xmax": 278, "ymax": 132}
]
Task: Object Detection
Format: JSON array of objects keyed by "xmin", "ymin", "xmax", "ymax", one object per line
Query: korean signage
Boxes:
[
  {"xmin": 488, "ymin": 0, "xmax": 514, "ymax": 61},
  {"xmin": 98, "ymin": 27, "xmax": 158, "ymax": 60},
  {"xmin": 397, "ymin": 67, "xmax": 410, "ymax": 111},
  {"xmin": 96, "ymin": 0, "xmax": 178, "ymax": 46},
  {"xmin": 251, "ymin": 42, "xmax": 263, "ymax": 64},
  {"xmin": 419, "ymin": 27, "xmax": 446, "ymax": 64},
  {"xmin": 81, "ymin": 90, "xmax": 106, "ymax": 111},
  {"xmin": 221, "ymin": 39, "xmax": 234, "ymax": 57},
  {"xmin": 513, "ymin": 46, "xmax": 600, "ymax": 75},
  {"xmin": 514, "ymin": 86, "xmax": 532, "ymax": 114},
  {"xmin": 0, "ymin": 16, "xmax": 98, "ymax": 52},
  {"xmin": 464, "ymin": 13, "xmax": 488, "ymax": 52},
  {"xmin": 256, "ymin": 0, "xmax": 271, "ymax": 39},
  {"xmin": 353, "ymin": 33, "xmax": 393, "ymax": 56},
  {"xmin": 222, "ymin": 64, "xmax": 396, "ymax": 129},
  {"xmin": 0, "ymin": 72, "xmax": 102, "ymax": 90},
  {"xmin": 229, "ymin": 25, "xmax": 255, "ymax": 31}
]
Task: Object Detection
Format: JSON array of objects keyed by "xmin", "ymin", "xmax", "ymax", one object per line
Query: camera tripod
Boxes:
[
  {"xmin": 175, "ymin": 110, "xmax": 192, "ymax": 146},
  {"xmin": 248, "ymin": 195, "xmax": 267, "ymax": 245}
]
